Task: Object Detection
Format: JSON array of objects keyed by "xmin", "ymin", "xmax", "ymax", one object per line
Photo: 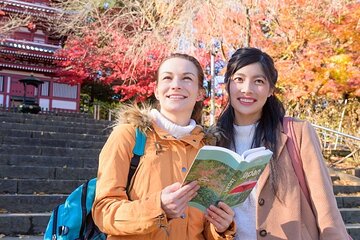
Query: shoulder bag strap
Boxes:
[{"xmin": 283, "ymin": 117, "xmax": 311, "ymax": 205}]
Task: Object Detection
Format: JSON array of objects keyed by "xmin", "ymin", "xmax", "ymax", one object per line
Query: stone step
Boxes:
[
  {"xmin": 0, "ymin": 129, "xmax": 108, "ymax": 142},
  {"xmin": 0, "ymin": 179, "xmax": 86, "ymax": 194},
  {"xmin": 0, "ymin": 111, "xmax": 110, "ymax": 124},
  {"xmin": 0, "ymin": 154, "xmax": 98, "ymax": 168},
  {"xmin": 340, "ymin": 208, "xmax": 360, "ymax": 224},
  {"xmin": 324, "ymin": 149, "xmax": 352, "ymax": 157},
  {"xmin": 0, "ymin": 213, "xmax": 50, "ymax": 235},
  {"xmin": 0, "ymin": 166, "xmax": 97, "ymax": 180},
  {"xmin": 331, "ymin": 175, "xmax": 340, "ymax": 182},
  {"xmin": 336, "ymin": 196, "xmax": 360, "ymax": 208},
  {"xmin": 0, "ymin": 122, "xmax": 111, "ymax": 135},
  {"xmin": 0, "ymin": 235, "xmax": 43, "ymax": 239},
  {"xmin": 346, "ymin": 223, "xmax": 360, "ymax": 240},
  {"xmin": 0, "ymin": 194, "xmax": 67, "ymax": 213},
  {"xmin": 1, "ymin": 136, "xmax": 105, "ymax": 149},
  {"xmin": 0, "ymin": 145, "xmax": 100, "ymax": 157},
  {"xmin": 334, "ymin": 185, "xmax": 360, "ymax": 195},
  {"xmin": 0, "ymin": 212, "xmax": 359, "ymax": 237},
  {"xmin": 0, "ymin": 115, "xmax": 112, "ymax": 129}
]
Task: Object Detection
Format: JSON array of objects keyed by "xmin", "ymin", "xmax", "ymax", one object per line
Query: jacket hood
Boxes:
[
  {"xmin": 113, "ymin": 104, "xmax": 221, "ymax": 144},
  {"xmin": 113, "ymin": 104, "xmax": 154, "ymax": 133},
  {"xmin": 203, "ymin": 125, "xmax": 225, "ymax": 146}
]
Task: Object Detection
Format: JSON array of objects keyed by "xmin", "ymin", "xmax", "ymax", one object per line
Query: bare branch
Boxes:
[{"xmin": 0, "ymin": 15, "xmax": 31, "ymax": 38}]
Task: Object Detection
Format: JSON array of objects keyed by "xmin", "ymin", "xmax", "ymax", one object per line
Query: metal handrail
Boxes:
[
  {"xmin": 312, "ymin": 124, "xmax": 360, "ymax": 142},
  {"xmin": 312, "ymin": 123, "xmax": 360, "ymax": 165}
]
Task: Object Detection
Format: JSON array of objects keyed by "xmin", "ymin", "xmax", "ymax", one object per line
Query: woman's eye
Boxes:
[
  {"xmin": 255, "ymin": 79, "xmax": 265, "ymax": 84},
  {"xmin": 162, "ymin": 76, "xmax": 172, "ymax": 81},
  {"xmin": 233, "ymin": 77, "xmax": 243, "ymax": 83},
  {"xmin": 183, "ymin": 76, "xmax": 193, "ymax": 81}
]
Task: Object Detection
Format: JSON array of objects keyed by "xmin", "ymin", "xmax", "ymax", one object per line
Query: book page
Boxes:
[
  {"xmin": 196, "ymin": 145, "xmax": 244, "ymax": 166},
  {"xmin": 243, "ymin": 148, "xmax": 272, "ymax": 163},
  {"xmin": 241, "ymin": 146, "xmax": 266, "ymax": 162}
]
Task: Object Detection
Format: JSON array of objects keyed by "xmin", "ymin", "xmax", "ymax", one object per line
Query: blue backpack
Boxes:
[{"xmin": 44, "ymin": 128, "xmax": 146, "ymax": 240}]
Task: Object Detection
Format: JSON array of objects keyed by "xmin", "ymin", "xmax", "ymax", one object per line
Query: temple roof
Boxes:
[
  {"xmin": 0, "ymin": 39, "xmax": 61, "ymax": 54},
  {"xmin": 0, "ymin": 1, "xmax": 66, "ymax": 75},
  {"xmin": 0, "ymin": 48, "xmax": 65, "ymax": 60},
  {"xmin": 0, "ymin": 62, "xmax": 55, "ymax": 73}
]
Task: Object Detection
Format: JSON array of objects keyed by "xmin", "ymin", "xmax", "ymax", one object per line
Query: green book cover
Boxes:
[{"xmin": 183, "ymin": 145, "xmax": 272, "ymax": 212}]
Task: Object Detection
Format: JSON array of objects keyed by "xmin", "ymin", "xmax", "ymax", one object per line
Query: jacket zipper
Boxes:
[{"xmin": 157, "ymin": 214, "xmax": 169, "ymax": 238}]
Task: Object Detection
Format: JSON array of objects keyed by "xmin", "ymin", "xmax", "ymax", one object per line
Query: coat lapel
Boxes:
[{"xmin": 256, "ymin": 130, "xmax": 288, "ymax": 195}]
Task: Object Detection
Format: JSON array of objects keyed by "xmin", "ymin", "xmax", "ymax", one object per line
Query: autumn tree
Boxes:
[
  {"xmin": 47, "ymin": 0, "xmax": 359, "ymax": 108},
  {"xmin": 191, "ymin": 0, "xmax": 359, "ymax": 99},
  {"xmin": 261, "ymin": 1, "xmax": 360, "ymax": 101}
]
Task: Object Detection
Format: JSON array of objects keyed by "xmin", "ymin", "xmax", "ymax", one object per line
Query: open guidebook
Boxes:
[{"xmin": 183, "ymin": 145, "xmax": 272, "ymax": 212}]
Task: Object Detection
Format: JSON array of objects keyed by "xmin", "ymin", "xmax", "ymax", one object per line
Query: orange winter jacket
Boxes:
[{"xmin": 92, "ymin": 107, "xmax": 236, "ymax": 240}]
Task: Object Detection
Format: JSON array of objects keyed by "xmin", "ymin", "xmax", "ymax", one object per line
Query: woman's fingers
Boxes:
[
  {"xmin": 205, "ymin": 202, "xmax": 234, "ymax": 233},
  {"xmin": 216, "ymin": 201, "xmax": 235, "ymax": 218},
  {"xmin": 161, "ymin": 181, "xmax": 199, "ymax": 219}
]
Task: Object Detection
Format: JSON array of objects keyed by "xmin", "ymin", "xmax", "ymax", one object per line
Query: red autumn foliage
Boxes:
[
  {"xmin": 55, "ymin": 29, "xmax": 167, "ymax": 101},
  {"xmin": 27, "ymin": 22, "xmax": 36, "ymax": 30}
]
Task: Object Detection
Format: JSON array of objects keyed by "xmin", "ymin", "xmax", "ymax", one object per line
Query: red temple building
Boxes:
[{"xmin": 0, "ymin": 0, "xmax": 80, "ymax": 112}]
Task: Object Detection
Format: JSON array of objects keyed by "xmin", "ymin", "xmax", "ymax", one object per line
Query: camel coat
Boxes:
[
  {"xmin": 92, "ymin": 107, "xmax": 235, "ymax": 240},
  {"xmin": 255, "ymin": 119, "xmax": 348, "ymax": 239}
]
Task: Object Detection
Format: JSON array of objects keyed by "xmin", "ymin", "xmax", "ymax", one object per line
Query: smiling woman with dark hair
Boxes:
[{"xmin": 217, "ymin": 47, "xmax": 349, "ymax": 240}]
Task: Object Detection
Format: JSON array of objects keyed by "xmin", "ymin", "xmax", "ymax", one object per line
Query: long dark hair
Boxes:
[
  {"xmin": 217, "ymin": 47, "xmax": 285, "ymax": 195},
  {"xmin": 155, "ymin": 53, "xmax": 205, "ymax": 124}
]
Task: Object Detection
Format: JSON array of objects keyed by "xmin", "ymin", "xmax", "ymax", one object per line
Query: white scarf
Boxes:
[{"xmin": 150, "ymin": 109, "xmax": 196, "ymax": 139}]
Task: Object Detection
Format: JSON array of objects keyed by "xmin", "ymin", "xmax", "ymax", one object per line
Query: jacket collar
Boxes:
[
  {"xmin": 152, "ymin": 123, "xmax": 204, "ymax": 148},
  {"xmin": 114, "ymin": 104, "xmax": 153, "ymax": 133}
]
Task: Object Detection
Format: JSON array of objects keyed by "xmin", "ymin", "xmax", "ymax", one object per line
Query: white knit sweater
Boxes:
[{"xmin": 233, "ymin": 124, "xmax": 257, "ymax": 240}]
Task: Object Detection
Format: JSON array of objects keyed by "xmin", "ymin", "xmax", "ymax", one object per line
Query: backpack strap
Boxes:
[
  {"xmin": 126, "ymin": 128, "xmax": 146, "ymax": 193},
  {"xmin": 283, "ymin": 117, "xmax": 311, "ymax": 206},
  {"xmin": 51, "ymin": 205, "xmax": 59, "ymax": 238},
  {"xmin": 79, "ymin": 180, "xmax": 90, "ymax": 237}
]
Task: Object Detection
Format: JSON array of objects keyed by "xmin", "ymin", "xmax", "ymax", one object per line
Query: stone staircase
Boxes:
[
  {"xmin": 0, "ymin": 111, "xmax": 111, "ymax": 236},
  {"xmin": 332, "ymin": 178, "xmax": 360, "ymax": 239},
  {"xmin": 0, "ymin": 111, "xmax": 359, "ymax": 239}
]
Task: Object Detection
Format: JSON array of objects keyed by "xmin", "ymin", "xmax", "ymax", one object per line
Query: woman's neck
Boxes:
[{"xmin": 234, "ymin": 112, "xmax": 261, "ymax": 126}]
